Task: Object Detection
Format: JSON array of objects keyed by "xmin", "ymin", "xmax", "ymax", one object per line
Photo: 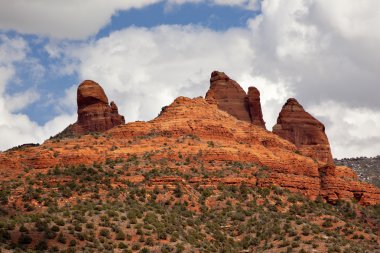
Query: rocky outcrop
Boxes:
[
  {"xmin": 319, "ymin": 166, "xmax": 380, "ymax": 205},
  {"xmin": 205, "ymin": 71, "xmax": 251, "ymax": 122},
  {"xmin": 62, "ymin": 80, "xmax": 125, "ymax": 136},
  {"xmin": 205, "ymin": 71, "xmax": 266, "ymax": 129},
  {"xmin": 247, "ymin": 87, "xmax": 266, "ymax": 128},
  {"xmin": 273, "ymin": 98, "xmax": 333, "ymax": 165},
  {"xmin": 0, "ymin": 73, "xmax": 378, "ymax": 206}
]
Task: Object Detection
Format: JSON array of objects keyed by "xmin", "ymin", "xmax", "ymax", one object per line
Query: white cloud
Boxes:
[
  {"xmin": 4, "ymin": 89, "xmax": 39, "ymax": 113},
  {"xmin": 166, "ymin": 0, "xmax": 260, "ymax": 10},
  {"xmin": 245, "ymin": 0, "xmax": 380, "ymax": 157},
  {"xmin": 58, "ymin": 0, "xmax": 379, "ymax": 158},
  {"xmin": 64, "ymin": 25, "xmax": 261, "ymax": 123},
  {"xmin": 309, "ymin": 101, "xmax": 380, "ymax": 159},
  {"xmin": 0, "ymin": 35, "xmax": 28, "ymax": 64},
  {"xmin": 238, "ymin": 74, "xmax": 294, "ymax": 128},
  {"xmin": 248, "ymin": 0, "xmax": 380, "ymax": 108},
  {"xmin": 0, "ymin": 0, "xmax": 162, "ymax": 39},
  {"xmin": 212, "ymin": 0, "xmax": 260, "ymax": 10}
]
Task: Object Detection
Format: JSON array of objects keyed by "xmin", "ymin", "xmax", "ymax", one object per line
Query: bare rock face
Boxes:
[
  {"xmin": 63, "ymin": 80, "xmax": 125, "ymax": 136},
  {"xmin": 318, "ymin": 165, "xmax": 380, "ymax": 205},
  {"xmin": 273, "ymin": 98, "xmax": 333, "ymax": 165},
  {"xmin": 247, "ymin": 87, "xmax": 266, "ymax": 128},
  {"xmin": 1, "ymin": 95, "xmax": 379, "ymax": 205},
  {"xmin": 205, "ymin": 71, "xmax": 266, "ymax": 129},
  {"xmin": 205, "ymin": 71, "xmax": 251, "ymax": 122}
]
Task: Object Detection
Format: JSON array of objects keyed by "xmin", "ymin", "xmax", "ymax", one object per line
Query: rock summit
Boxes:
[{"xmin": 62, "ymin": 80, "xmax": 125, "ymax": 136}]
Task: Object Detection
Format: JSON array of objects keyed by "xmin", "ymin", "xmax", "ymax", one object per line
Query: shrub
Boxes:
[
  {"xmin": 132, "ymin": 243, "xmax": 141, "ymax": 250},
  {"xmin": 146, "ymin": 237, "xmax": 155, "ymax": 246},
  {"xmin": 116, "ymin": 231, "xmax": 126, "ymax": 240},
  {"xmin": 18, "ymin": 233, "xmax": 32, "ymax": 244},
  {"xmin": 118, "ymin": 242, "xmax": 128, "ymax": 249},
  {"xmin": 57, "ymin": 232, "xmax": 66, "ymax": 244},
  {"xmin": 99, "ymin": 228, "xmax": 110, "ymax": 238},
  {"xmin": 161, "ymin": 244, "xmax": 174, "ymax": 253},
  {"xmin": 51, "ymin": 225, "xmax": 60, "ymax": 232},
  {"xmin": 302, "ymin": 226, "xmax": 311, "ymax": 236},
  {"xmin": 19, "ymin": 225, "xmax": 28, "ymax": 233},
  {"xmin": 174, "ymin": 184, "xmax": 183, "ymax": 198},
  {"xmin": 35, "ymin": 240, "xmax": 48, "ymax": 250},
  {"xmin": 322, "ymin": 218, "xmax": 333, "ymax": 228}
]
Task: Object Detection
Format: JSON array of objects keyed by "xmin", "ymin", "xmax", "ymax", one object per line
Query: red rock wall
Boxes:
[
  {"xmin": 205, "ymin": 71, "xmax": 266, "ymax": 129},
  {"xmin": 0, "ymin": 76, "xmax": 378, "ymax": 206},
  {"xmin": 247, "ymin": 87, "xmax": 266, "ymax": 129},
  {"xmin": 273, "ymin": 98, "xmax": 333, "ymax": 165},
  {"xmin": 62, "ymin": 80, "xmax": 125, "ymax": 135}
]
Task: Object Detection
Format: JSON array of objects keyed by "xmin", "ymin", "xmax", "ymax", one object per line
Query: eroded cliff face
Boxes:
[
  {"xmin": 61, "ymin": 80, "xmax": 125, "ymax": 135},
  {"xmin": 0, "ymin": 94, "xmax": 378, "ymax": 205},
  {"xmin": 204, "ymin": 72, "xmax": 333, "ymax": 166},
  {"xmin": 205, "ymin": 71, "xmax": 266, "ymax": 129},
  {"xmin": 273, "ymin": 98, "xmax": 334, "ymax": 165},
  {"xmin": 247, "ymin": 87, "xmax": 266, "ymax": 129}
]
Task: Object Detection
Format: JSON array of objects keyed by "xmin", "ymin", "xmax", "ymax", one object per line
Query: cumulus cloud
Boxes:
[
  {"xmin": 309, "ymin": 101, "xmax": 380, "ymax": 158},
  {"xmin": 212, "ymin": 0, "xmax": 260, "ymax": 10},
  {"xmin": 0, "ymin": 0, "xmax": 162, "ymax": 39},
  {"xmin": 245, "ymin": 0, "xmax": 380, "ymax": 157},
  {"xmin": 1, "ymin": 0, "xmax": 379, "ymax": 159},
  {"xmin": 63, "ymin": 25, "xmax": 281, "ymax": 123},
  {"xmin": 166, "ymin": 0, "xmax": 260, "ymax": 10},
  {"xmin": 248, "ymin": 0, "xmax": 380, "ymax": 109},
  {"xmin": 0, "ymin": 35, "xmax": 75, "ymax": 150},
  {"xmin": 57, "ymin": 0, "xmax": 379, "ymax": 158},
  {"xmin": 0, "ymin": 0, "xmax": 259, "ymax": 39}
]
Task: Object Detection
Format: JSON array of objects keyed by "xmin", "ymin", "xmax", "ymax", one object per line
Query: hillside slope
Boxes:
[{"xmin": 335, "ymin": 156, "xmax": 380, "ymax": 188}]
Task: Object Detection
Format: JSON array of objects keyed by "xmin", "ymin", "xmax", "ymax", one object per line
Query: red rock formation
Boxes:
[
  {"xmin": 206, "ymin": 71, "xmax": 251, "ymax": 122},
  {"xmin": 319, "ymin": 166, "xmax": 380, "ymax": 205},
  {"xmin": 0, "ymin": 71, "xmax": 379, "ymax": 206},
  {"xmin": 273, "ymin": 98, "xmax": 333, "ymax": 165},
  {"xmin": 205, "ymin": 71, "xmax": 266, "ymax": 129},
  {"xmin": 247, "ymin": 87, "xmax": 266, "ymax": 128},
  {"xmin": 63, "ymin": 80, "xmax": 125, "ymax": 135},
  {"xmin": 0, "ymin": 94, "xmax": 379, "ymax": 205}
]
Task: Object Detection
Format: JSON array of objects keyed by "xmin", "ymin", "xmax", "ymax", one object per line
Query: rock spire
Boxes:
[
  {"xmin": 273, "ymin": 98, "xmax": 333, "ymax": 164},
  {"xmin": 205, "ymin": 71, "xmax": 266, "ymax": 129},
  {"xmin": 61, "ymin": 80, "xmax": 125, "ymax": 136}
]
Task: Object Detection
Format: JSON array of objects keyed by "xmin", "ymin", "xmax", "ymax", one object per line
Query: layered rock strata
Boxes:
[
  {"xmin": 273, "ymin": 98, "xmax": 333, "ymax": 165},
  {"xmin": 0, "ymin": 95, "xmax": 378, "ymax": 205},
  {"xmin": 247, "ymin": 87, "xmax": 266, "ymax": 128}
]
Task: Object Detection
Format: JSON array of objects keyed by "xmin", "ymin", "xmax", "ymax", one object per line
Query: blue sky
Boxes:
[
  {"xmin": 98, "ymin": 2, "xmax": 258, "ymax": 35},
  {"xmin": 0, "ymin": 0, "xmax": 380, "ymax": 158},
  {"xmin": 4, "ymin": 2, "xmax": 259, "ymax": 125}
]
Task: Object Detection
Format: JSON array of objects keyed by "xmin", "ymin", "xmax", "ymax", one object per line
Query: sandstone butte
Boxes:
[
  {"xmin": 273, "ymin": 98, "xmax": 334, "ymax": 165},
  {"xmin": 0, "ymin": 72, "xmax": 379, "ymax": 206},
  {"xmin": 205, "ymin": 71, "xmax": 266, "ymax": 129},
  {"xmin": 60, "ymin": 80, "xmax": 125, "ymax": 136}
]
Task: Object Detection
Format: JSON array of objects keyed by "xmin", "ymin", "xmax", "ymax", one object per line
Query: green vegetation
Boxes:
[{"xmin": 0, "ymin": 156, "xmax": 379, "ymax": 252}]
